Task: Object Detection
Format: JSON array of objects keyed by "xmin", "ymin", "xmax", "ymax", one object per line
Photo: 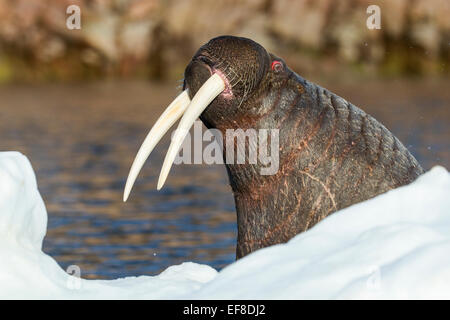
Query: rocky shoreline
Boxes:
[{"xmin": 0, "ymin": 0, "xmax": 448, "ymax": 82}]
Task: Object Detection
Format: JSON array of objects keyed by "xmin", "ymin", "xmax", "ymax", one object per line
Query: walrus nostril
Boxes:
[
  {"xmin": 184, "ymin": 59, "xmax": 213, "ymax": 98},
  {"xmin": 195, "ymin": 55, "xmax": 215, "ymax": 67}
]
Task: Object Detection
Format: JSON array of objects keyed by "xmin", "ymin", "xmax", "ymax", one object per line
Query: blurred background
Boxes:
[{"xmin": 0, "ymin": 0, "xmax": 449, "ymax": 279}]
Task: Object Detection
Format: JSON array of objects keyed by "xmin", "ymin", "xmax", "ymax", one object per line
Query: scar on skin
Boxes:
[{"xmin": 297, "ymin": 170, "xmax": 337, "ymax": 210}]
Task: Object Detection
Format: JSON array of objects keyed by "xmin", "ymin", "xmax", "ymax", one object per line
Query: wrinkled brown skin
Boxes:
[{"xmin": 183, "ymin": 36, "xmax": 424, "ymax": 259}]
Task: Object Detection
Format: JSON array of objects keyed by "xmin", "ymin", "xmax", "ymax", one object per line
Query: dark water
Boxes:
[{"xmin": 0, "ymin": 79, "xmax": 448, "ymax": 279}]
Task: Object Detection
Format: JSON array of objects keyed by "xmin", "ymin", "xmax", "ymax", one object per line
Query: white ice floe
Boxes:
[{"xmin": 0, "ymin": 151, "xmax": 449, "ymax": 299}]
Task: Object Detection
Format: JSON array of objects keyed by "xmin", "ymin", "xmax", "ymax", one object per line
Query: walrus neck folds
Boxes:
[{"xmin": 218, "ymin": 72, "xmax": 423, "ymax": 259}]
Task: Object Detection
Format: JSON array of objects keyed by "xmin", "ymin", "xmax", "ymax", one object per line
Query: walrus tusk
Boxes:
[
  {"xmin": 157, "ymin": 73, "xmax": 225, "ymax": 190},
  {"xmin": 123, "ymin": 90, "xmax": 191, "ymax": 202}
]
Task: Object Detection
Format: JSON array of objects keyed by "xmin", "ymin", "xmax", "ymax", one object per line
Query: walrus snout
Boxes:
[
  {"xmin": 184, "ymin": 59, "xmax": 213, "ymax": 98},
  {"xmin": 184, "ymin": 57, "xmax": 233, "ymax": 102},
  {"xmin": 190, "ymin": 36, "xmax": 270, "ymax": 97}
]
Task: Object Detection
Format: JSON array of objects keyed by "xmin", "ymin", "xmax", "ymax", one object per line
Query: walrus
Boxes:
[{"xmin": 123, "ymin": 36, "xmax": 424, "ymax": 259}]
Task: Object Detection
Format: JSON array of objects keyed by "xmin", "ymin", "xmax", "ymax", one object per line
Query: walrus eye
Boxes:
[{"xmin": 271, "ymin": 61, "xmax": 283, "ymax": 73}]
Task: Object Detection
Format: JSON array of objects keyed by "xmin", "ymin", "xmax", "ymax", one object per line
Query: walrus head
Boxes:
[
  {"xmin": 184, "ymin": 36, "xmax": 273, "ymax": 126},
  {"xmin": 123, "ymin": 36, "xmax": 289, "ymax": 198},
  {"xmin": 124, "ymin": 35, "xmax": 423, "ymax": 259}
]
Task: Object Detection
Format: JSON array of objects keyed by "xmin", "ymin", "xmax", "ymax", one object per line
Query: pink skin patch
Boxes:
[
  {"xmin": 212, "ymin": 68, "xmax": 233, "ymax": 99},
  {"xmin": 271, "ymin": 60, "xmax": 283, "ymax": 72}
]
